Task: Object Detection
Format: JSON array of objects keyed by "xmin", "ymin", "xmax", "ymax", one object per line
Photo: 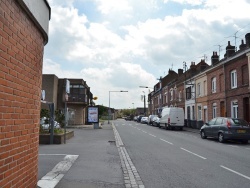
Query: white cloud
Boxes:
[
  {"xmin": 94, "ymin": 0, "xmax": 132, "ymax": 14},
  {"xmin": 44, "ymin": 0, "xmax": 250, "ymax": 108}
]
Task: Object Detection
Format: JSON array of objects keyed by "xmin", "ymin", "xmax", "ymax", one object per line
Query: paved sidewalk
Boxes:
[{"xmin": 38, "ymin": 122, "xmax": 125, "ymax": 188}]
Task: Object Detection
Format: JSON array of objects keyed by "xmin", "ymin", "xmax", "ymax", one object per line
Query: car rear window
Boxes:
[{"xmin": 230, "ymin": 119, "xmax": 249, "ymax": 126}]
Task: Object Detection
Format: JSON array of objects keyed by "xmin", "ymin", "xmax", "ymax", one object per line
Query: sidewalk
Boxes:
[
  {"xmin": 183, "ymin": 126, "xmax": 200, "ymax": 134},
  {"xmin": 38, "ymin": 122, "xmax": 125, "ymax": 188}
]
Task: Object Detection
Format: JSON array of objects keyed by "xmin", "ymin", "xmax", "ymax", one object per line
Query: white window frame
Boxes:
[
  {"xmin": 212, "ymin": 77, "xmax": 216, "ymax": 93},
  {"xmin": 170, "ymin": 89, "xmax": 173, "ymax": 101},
  {"xmin": 197, "ymin": 105, "xmax": 202, "ymax": 120},
  {"xmin": 231, "ymin": 100, "xmax": 238, "ymax": 118},
  {"xmin": 212, "ymin": 103, "xmax": 217, "ymax": 118},
  {"xmin": 197, "ymin": 83, "xmax": 201, "ymax": 96},
  {"xmin": 231, "ymin": 70, "xmax": 237, "ymax": 89}
]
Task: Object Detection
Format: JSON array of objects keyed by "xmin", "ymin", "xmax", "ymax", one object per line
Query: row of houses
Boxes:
[{"xmin": 148, "ymin": 33, "xmax": 250, "ymax": 124}]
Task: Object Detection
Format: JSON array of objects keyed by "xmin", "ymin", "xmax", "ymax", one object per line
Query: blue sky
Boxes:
[{"xmin": 43, "ymin": 0, "xmax": 250, "ymax": 109}]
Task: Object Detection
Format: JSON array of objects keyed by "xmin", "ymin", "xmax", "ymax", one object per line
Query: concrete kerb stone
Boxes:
[{"xmin": 112, "ymin": 123, "xmax": 145, "ymax": 188}]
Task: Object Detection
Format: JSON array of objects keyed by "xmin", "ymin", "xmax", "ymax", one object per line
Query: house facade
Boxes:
[
  {"xmin": 148, "ymin": 32, "xmax": 250, "ymax": 127},
  {"xmin": 41, "ymin": 74, "xmax": 93, "ymax": 125}
]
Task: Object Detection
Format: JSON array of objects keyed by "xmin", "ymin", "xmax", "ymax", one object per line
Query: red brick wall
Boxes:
[
  {"xmin": 224, "ymin": 56, "xmax": 249, "ymax": 119},
  {"xmin": 0, "ymin": 0, "xmax": 45, "ymax": 187},
  {"xmin": 207, "ymin": 65, "xmax": 226, "ymax": 119}
]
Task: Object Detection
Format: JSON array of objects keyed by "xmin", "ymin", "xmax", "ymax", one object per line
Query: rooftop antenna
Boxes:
[
  {"xmin": 214, "ymin": 44, "xmax": 222, "ymax": 57},
  {"xmin": 225, "ymin": 30, "xmax": 240, "ymax": 51}
]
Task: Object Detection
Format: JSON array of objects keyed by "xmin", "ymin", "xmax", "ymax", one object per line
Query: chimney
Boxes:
[
  {"xmin": 246, "ymin": 33, "xmax": 250, "ymax": 48},
  {"xmin": 199, "ymin": 59, "xmax": 207, "ymax": 71},
  {"xmin": 211, "ymin": 51, "xmax": 219, "ymax": 65},
  {"xmin": 239, "ymin": 39, "xmax": 247, "ymax": 50},
  {"xmin": 178, "ymin": 69, "xmax": 183, "ymax": 76},
  {"xmin": 225, "ymin": 41, "xmax": 235, "ymax": 57}
]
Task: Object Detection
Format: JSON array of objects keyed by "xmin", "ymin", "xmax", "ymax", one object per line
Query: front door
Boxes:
[{"xmin": 243, "ymin": 97, "xmax": 250, "ymax": 122}]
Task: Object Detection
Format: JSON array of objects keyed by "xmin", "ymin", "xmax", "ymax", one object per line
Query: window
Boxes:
[
  {"xmin": 192, "ymin": 105, "xmax": 195, "ymax": 120},
  {"xmin": 215, "ymin": 118, "xmax": 223, "ymax": 125},
  {"xmin": 231, "ymin": 70, "xmax": 237, "ymax": 89},
  {"xmin": 212, "ymin": 77, "xmax": 216, "ymax": 93},
  {"xmin": 179, "ymin": 91, "xmax": 182, "ymax": 101},
  {"xmin": 203, "ymin": 80, "xmax": 206, "ymax": 95},
  {"xmin": 231, "ymin": 100, "xmax": 238, "ymax": 118},
  {"xmin": 198, "ymin": 105, "xmax": 202, "ymax": 120},
  {"xmin": 170, "ymin": 89, "xmax": 173, "ymax": 101},
  {"xmin": 197, "ymin": 83, "xmax": 201, "ymax": 96},
  {"xmin": 212, "ymin": 103, "xmax": 217, "ymax": 118},
  {"xmin": 186, "ymin": 86, "xmax": 191, "ymax": 99}
]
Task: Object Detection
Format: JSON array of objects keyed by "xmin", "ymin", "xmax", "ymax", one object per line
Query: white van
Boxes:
[{"xmin": 159, "ymin": 107, "xmax": 184, "ymax": 130}]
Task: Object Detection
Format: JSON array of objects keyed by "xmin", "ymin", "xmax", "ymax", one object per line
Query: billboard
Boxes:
[{"xmin": 87, "ymin": 106, "xmax": 99, "ymax": 123}]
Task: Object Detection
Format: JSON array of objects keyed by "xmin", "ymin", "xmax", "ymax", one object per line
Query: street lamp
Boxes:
[
  {"xmin": 142, "ymin": 91, "xmax": 146, "ymax": 115},
  {"xmin": 108, "ymin": 90, "xmax": 128, "ymax": 124},
  {"xmin": 139, "ymin": 86, "xmax": 153, "ymax": 116}
]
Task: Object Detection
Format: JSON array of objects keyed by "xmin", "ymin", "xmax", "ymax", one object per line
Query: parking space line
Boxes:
[
  {"xmin": 181, "ymin": 148, "xmax": 206, "ymax": 159},
  {"xmin": 220, "ymin": 165, "xmax": 250, "ymax": 180},
  {"xmin": 142, "ymin": 130, "xmax": 147, "ymax": 133},
  {"xmin": 160, "ymin": 138, "xmax": 173, "ymax": 145},
  {"xmin": 37, "ymin": 155, "xmax": 79, "ymax": 188}
]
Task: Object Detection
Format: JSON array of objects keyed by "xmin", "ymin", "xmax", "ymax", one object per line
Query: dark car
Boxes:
[
  {"xmin": 200, "ymin": 117, "xmax": 250, "ymax": 143},
  {"xmin": 137, "ymin": 115, "xmax": 143, "ymax": 123}
]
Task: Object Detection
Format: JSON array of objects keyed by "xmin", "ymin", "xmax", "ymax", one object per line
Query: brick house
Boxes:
[
  {"xmin": 0, "ymin": 0, "xmax": 50, "ymax": 187},
  {"xmin": 41, "ymin": 74, "xmax": 94, "ymax": 125},
  {"xmin": 194, "ymin": 72, "xmax": 208, "ymax": 123},
  {"xmin": 185, "ymin": 60, "xmax": 209, "ymax": 123},
  {"xmin": 224, "ymin": 33, "xmax": 250, "ymax": 122},
  {"xmin": 206, "ymin": 56, "xmax": 225, "ymax": 120}
]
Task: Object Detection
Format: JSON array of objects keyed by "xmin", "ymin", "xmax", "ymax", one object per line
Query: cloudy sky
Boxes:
[{"xmin": 43, "ymin": 0, "xmax": 250, "ymax": 109}]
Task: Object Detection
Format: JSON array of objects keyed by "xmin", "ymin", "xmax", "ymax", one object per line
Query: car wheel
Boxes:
[
  {"xmin": 218, "ymin": 133, "xmax": 225, "ymax": 143},
  {"xmin": 200, "ymin": 130, "xmax": 207, "ymax": 139},
  {"xmin": 179, "ymin": 127, "xmax": 183, "ymax": 131}
]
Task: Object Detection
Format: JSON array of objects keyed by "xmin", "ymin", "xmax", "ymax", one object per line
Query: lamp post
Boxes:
[
  {"xmin": 142, "ymin": 91, "xmax": 146, "ymax": 115},
  {"xmin": 139, "ymin": 86, "xmax": 153, "ymax": 115},
  {"xmin": 108, "ymin": 90, "xmax": 128, "ymax": 124}
]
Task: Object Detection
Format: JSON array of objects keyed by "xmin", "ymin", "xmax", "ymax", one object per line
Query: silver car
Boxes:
[{"xmin": 200, "ymin": 117, "xmax": 250, "ymax": 144}]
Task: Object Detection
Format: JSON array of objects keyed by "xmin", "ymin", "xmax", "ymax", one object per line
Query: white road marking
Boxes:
[
  {"xmin": 227, "ymin": 145, "xmax": 239, "ymax": 148},
  {"xmin": 148, "ymin": 133, "xmax": 156, "ymax": 137},
  {"xmin": 142, "ymin": 130, "xmax": 147, "ymax": 133},
  {"xmin": 181, "ymin": 148, "xmax": 206, "ymax": 160},
  {"xmin": 37, "ymin": 155, "xmax": 79, "ymax": 188},
  {"xmin": 160, "ymin": 138, "xmax": 173, "ymax": 145},
  {"xmin": 137, "ymin": 128, "xmax": 141, "ymax": 130},
  {"xmin": 220, "ymin": 165, "xmax": 250, "ymax": 180}
]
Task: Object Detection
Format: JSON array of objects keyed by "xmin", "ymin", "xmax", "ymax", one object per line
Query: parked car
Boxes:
[
  {"xmin": 125, "ymin": 116, "xmax": 132, "ymax": 121},
  {"xmin": 134, "ymin": 116, "xmax": 138, "ymax": 121},
  {"xmin": 140, "ymin": 117, "xmax": 149, "ymax": 124},
  {"xmin": 40, "ymin": 117, "xmax": 60, "ymax": 130},
  {"xmin": 152, "ymin": 116, "xmax": 160, "ymax": 127},
  {"xmin": 159, "ymin": 107, "xmax": 184, "ymax": 130},
  {"xmin": 137, "ymin": 115, "xmax": 144, "ymax": 122},
  {"xmin": 148, "ymin": 115, "xmax": 157, "ymax": 125},
  {"xmin": 200, "ymin": 117, "xmax": 250, "ymax": 143}
]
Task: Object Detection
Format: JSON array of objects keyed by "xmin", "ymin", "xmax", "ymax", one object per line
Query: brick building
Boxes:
[
  {"xmin": 0, "ymin": 0, "xmax": 50, "ymax": 187},
  {"xmin": 41, "ymin": 74, "xmax": 93, "ymax": 125}
]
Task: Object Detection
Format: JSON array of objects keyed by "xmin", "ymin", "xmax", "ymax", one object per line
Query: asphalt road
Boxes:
[{"xmin": 114, "ymin": 119, "xmax": 250, "ymax": 188}]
